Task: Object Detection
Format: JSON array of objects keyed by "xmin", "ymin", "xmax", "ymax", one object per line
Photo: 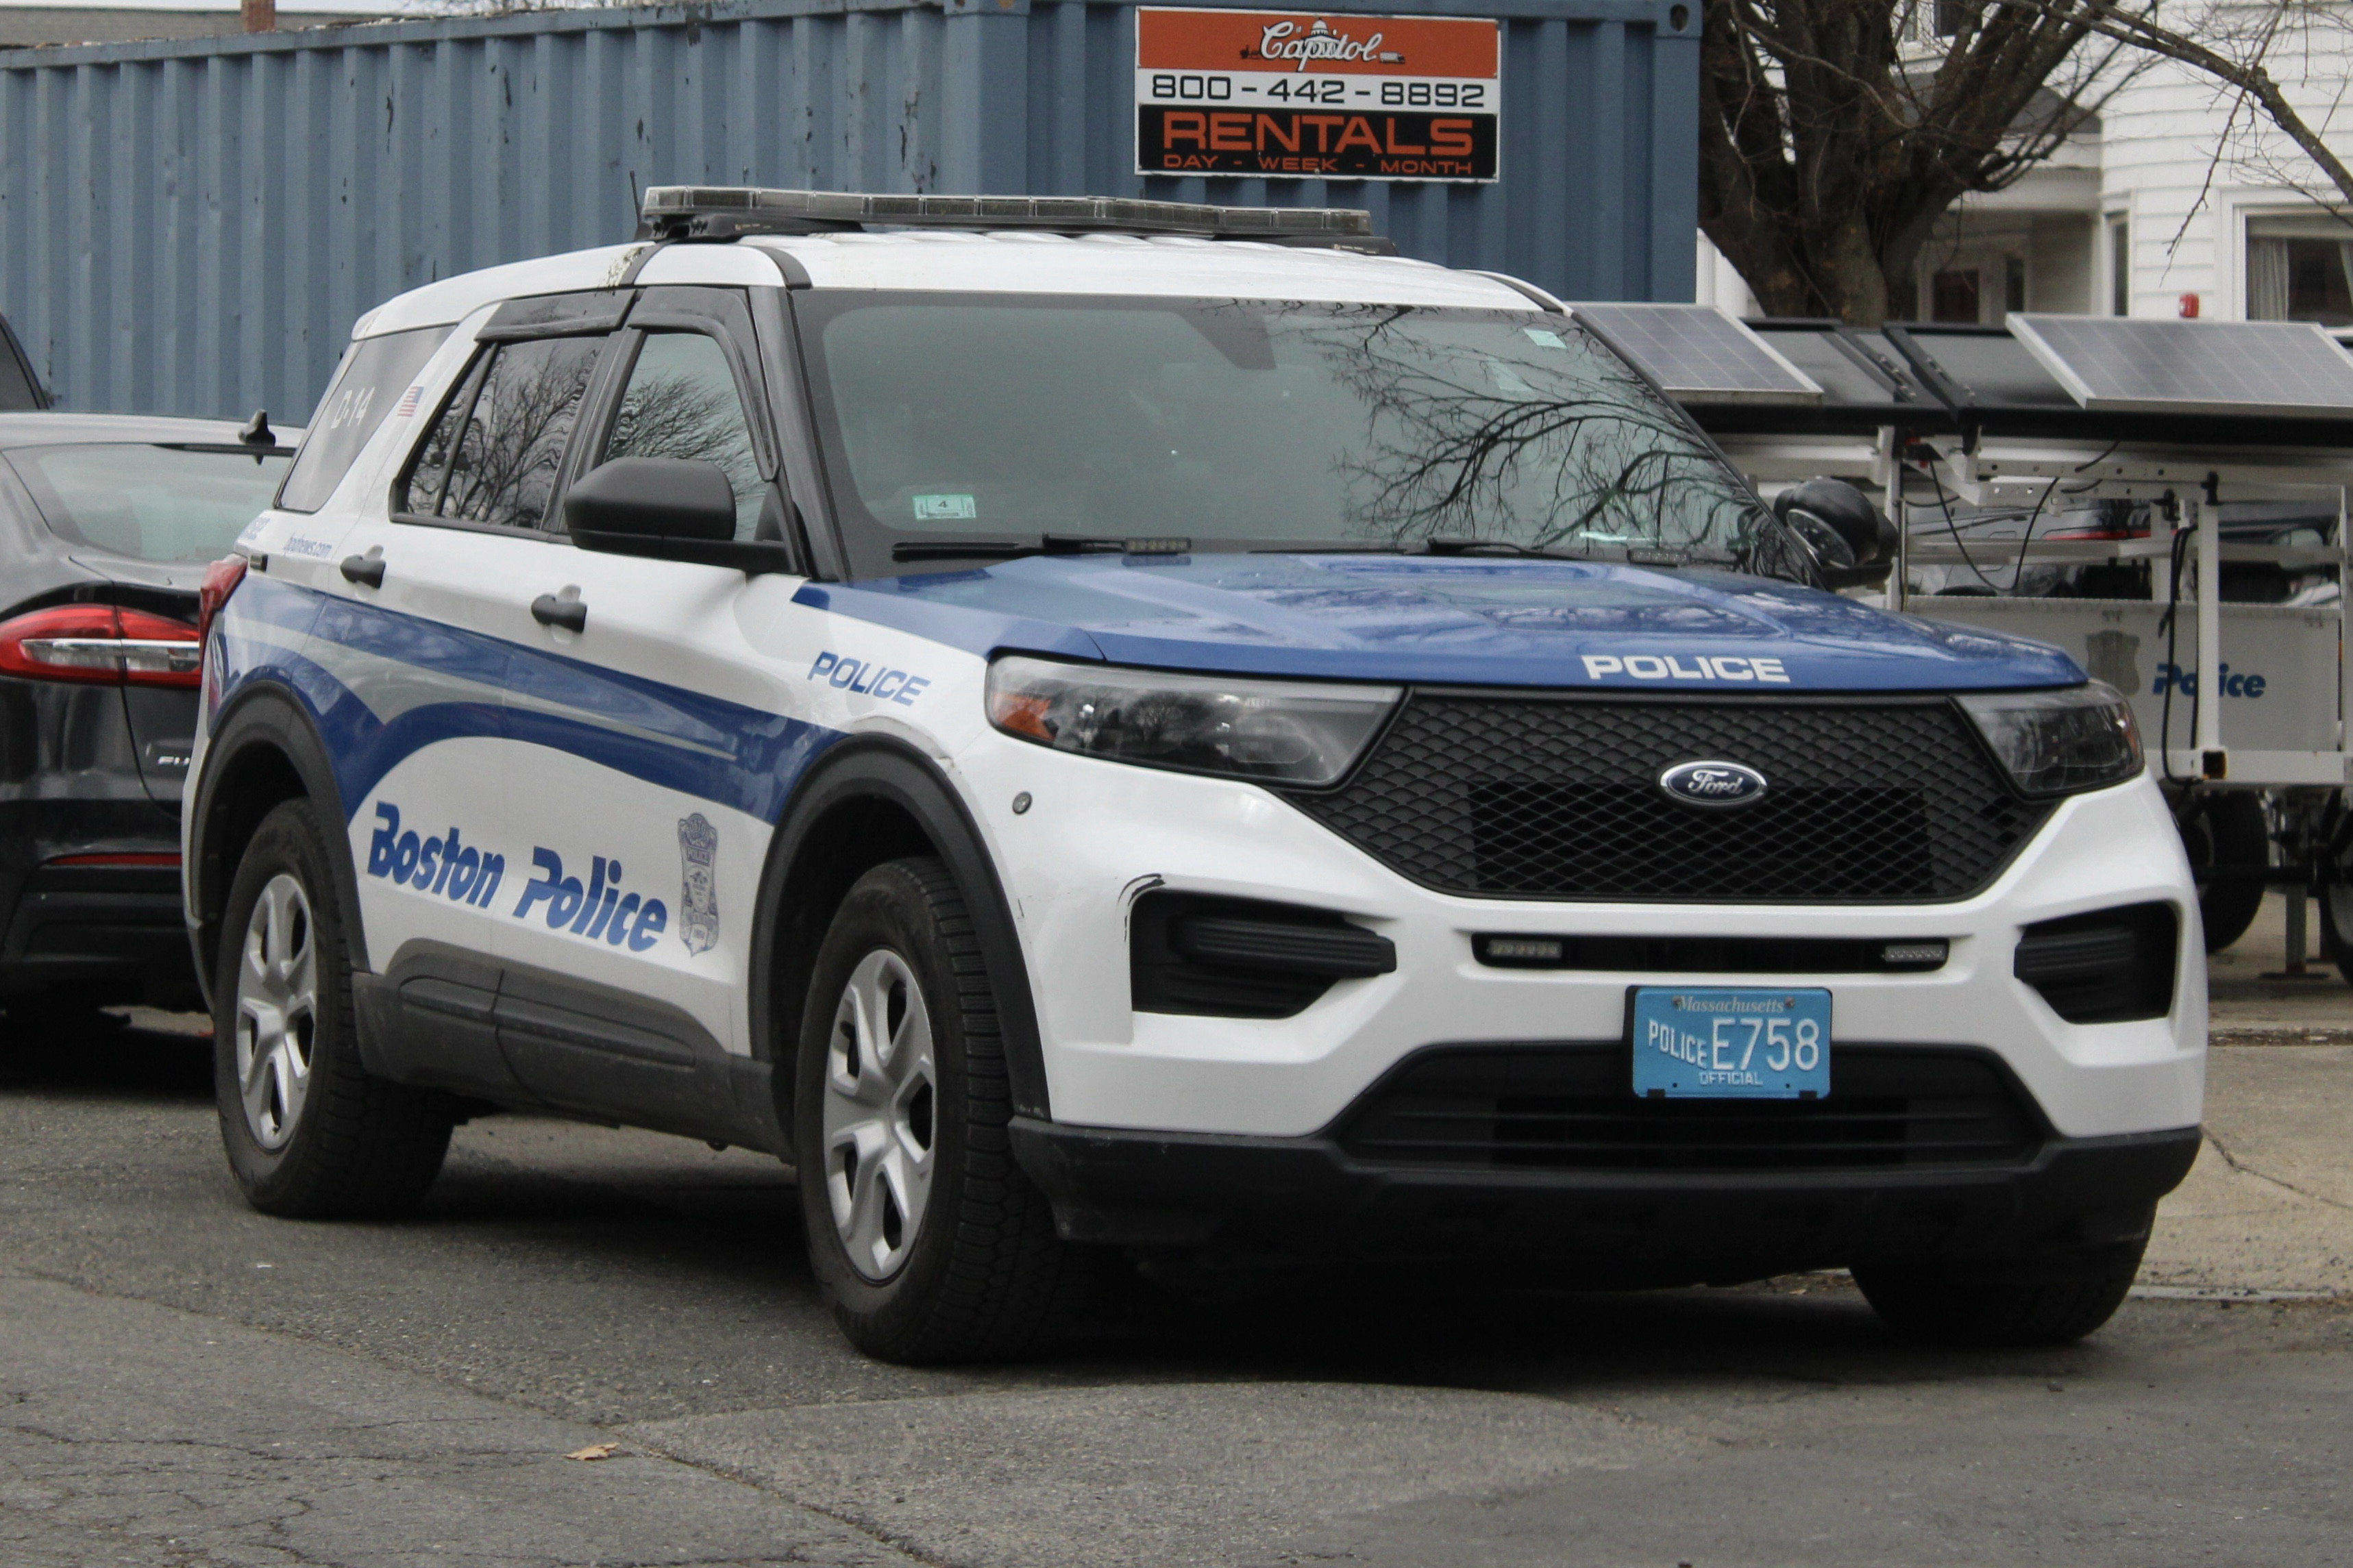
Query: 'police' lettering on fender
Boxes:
[{"xmin": 809, "ymin": 650, "xmax": 930, "ymax": 705}]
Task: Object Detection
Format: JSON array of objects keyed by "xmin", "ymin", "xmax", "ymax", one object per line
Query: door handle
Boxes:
[
  {"xmin": 340, "ymin": 553, "xmax": 385, "ymax": 588},
  {"xmin": 531, "ymin": 593, "xmax": 587, "ymax": 634}
]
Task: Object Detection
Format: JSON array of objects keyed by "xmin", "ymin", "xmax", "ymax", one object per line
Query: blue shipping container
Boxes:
[{"xmin": 0, "ymin": 0, "xmax": 1697, "ymax": 421}]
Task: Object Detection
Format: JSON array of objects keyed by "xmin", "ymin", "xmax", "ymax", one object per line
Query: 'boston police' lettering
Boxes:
[{"xmin": 367, "ymin": 803, "xmax": 505, "ymax": 907}]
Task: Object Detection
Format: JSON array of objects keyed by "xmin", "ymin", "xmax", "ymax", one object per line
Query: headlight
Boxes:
[
  {"xmin": 985, "ymin": 656, "xmax": 1401, "ymax": 786},
  {"xmin": 1957, "ymin": 682, "xmax": 2143, "ymax": 795}
]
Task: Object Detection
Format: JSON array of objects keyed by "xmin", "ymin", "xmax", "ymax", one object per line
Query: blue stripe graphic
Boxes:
[{"xmin": 216, "ymin": 575, "xmax": 841, "ymax": 823}]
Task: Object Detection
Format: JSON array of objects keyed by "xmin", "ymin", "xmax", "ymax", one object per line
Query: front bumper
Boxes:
[
  {"xmin": 954, "ymin": 728, "xmax": 2206, "ymax": 1143},
  {"xmin": 1013, "ymin": 1112, "xmax": 2202, "ymax": 1280}
]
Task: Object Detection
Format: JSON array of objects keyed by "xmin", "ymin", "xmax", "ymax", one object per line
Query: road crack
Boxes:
[{"xmin": 2204, "ymin": 1128, "xmax": 2353, "ymax": 1213}]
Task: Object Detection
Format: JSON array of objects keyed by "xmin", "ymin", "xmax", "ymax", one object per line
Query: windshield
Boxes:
[
  {"xmin": 7, "ymin": 443, "xmax": 292, "ymax": 563},
  {"xmin": 799, "ymin": 294, "xmax": 1802, "ymax": 581}
]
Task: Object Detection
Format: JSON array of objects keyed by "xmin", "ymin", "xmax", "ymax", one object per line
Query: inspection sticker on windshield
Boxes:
[
  {"xmin": 1631, "ymin": 987, "xmax": 1832, "ymax": 1101},
  {"xmin": 1135, "ymin": 9, "xmax": 1501, "ymax": 182},
  {"xmin": 912, "ymin": 494, "xmax": 976, "ymax": 521}
]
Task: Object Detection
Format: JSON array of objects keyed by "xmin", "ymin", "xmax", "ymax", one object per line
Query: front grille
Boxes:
[
  {"xmin": 1338, "ymin": 1045, "xmax": 2040, "ymax": 1172},
  {"xmin": 1287, "ymin": 693, "xmax": 2045, "ymax": 903}
]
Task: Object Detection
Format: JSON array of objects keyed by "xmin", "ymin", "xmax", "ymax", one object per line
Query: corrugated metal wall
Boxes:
[{"xmin": 0, "ymin": 0, "xmax": 1697, "ymax": 422}]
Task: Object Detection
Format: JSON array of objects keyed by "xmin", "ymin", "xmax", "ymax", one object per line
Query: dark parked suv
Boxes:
[{"xmin": 1, "ymin": 412, "xmax": 294, "ymax": 1012}]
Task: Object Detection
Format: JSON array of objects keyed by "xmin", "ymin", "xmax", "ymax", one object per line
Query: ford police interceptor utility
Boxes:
[{"xmin": 186, "ymin": 189, "xmax": 2201, "ymax": 1362}]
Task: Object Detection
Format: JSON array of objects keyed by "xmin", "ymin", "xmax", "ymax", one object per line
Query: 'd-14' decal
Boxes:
[{"xmin": 366, "ymin": 801, "xmax": 669, "ymax": 952}]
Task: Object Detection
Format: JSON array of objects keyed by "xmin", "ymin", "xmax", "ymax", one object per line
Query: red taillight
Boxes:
[
  {"xmin": 0, "ymin": 604, "xmax": 203, "ymax": 688},
  {"xmin": 197, "ymin": 555, "xmax": 248, "ymax": 651}
]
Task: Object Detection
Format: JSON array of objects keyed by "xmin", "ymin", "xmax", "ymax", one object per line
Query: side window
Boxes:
[
  {"xmin": 601, "ymin": 332, "xmax": 765, "ymax": 540},
  {"xmin": 399, "ymin": 335, "xmax": 603, "ymax": 530},
  {"xmin": 279, "ymin": 325, "xmax": 452, "ymax": 513}
]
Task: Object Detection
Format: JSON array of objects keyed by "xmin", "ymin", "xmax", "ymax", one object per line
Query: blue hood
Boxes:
[{"xmin": 794, "ymin": 553, "xmax": 2081, "ymax": 691}]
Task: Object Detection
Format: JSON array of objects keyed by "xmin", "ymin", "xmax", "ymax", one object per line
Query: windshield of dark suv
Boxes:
[
  {"xmin": 798, "ymin": 293, "xmax": 1803, "ymax": 581},
  {"xmin": 7, "ymin": 443, "xmax": 292, "ymax": 563}
]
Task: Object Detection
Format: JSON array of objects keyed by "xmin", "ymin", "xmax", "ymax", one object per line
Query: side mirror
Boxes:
[
  {"xmin": 565, "ymin": 457, "xmax": 795, "ymax": 575},
  {"xmin": 565, "ymin": 456, "xmax": 737, "ymax": 542},
  {"xmin": 1773, "ymin": 477, "xmax": 1897, "ymax": 590}
]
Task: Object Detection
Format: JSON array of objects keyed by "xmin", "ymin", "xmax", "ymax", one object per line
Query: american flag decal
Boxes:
[{"xmin": 394, "ymin": 384, "xmax": 423, "ymax": 417}]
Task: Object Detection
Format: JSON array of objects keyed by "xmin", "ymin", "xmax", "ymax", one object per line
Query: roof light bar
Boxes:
[{"xmin": 637, "ymin": 186, "xmax": 1377, "ymax": 244}]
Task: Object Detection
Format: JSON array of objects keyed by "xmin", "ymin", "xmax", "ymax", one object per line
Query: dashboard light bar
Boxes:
[{"xmin": 639, "ymin": 185, "xmax": 1375, "ymax": 242}]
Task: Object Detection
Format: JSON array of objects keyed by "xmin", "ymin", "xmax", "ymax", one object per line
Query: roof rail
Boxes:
[{"xmin": 636, "ymin": 186, "xmax": 1391, "ymax": 252}]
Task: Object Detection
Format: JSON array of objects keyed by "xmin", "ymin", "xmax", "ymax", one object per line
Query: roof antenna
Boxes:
[{"xmin": 238, "ymin": 409, "xmax": 274, "ymax": 446}]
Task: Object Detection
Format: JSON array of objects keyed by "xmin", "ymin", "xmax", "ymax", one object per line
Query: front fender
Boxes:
[{"xmin": 750, "ymin": 734, "xmax": 1050, "ymax": 1128}]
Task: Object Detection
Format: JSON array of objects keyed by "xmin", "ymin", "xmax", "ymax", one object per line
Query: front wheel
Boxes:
[
  {"xmin": 794, "ymin": 857, "xmax": 1075, "ymax": 1363},
  {"xmin": 214, "ymin": 799, "xmax": 454, "ymax": 1217},
  {"xmin": 1853, "ymin": 1235, "xmax": 2147, "ymax": 1347}
]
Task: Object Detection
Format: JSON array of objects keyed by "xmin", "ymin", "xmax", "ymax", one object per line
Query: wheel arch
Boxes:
[
  {"xmin": 750, "ymin": 736, "xmax": 1050, "ymax": 1135},
  {"xmin": 188, "ymin": 683, "xmax": 364, "ymax": 1010}
]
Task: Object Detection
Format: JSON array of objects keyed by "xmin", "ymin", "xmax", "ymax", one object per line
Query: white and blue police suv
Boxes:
[{"xmin": 186, "ymin": 189, "xmax": 2202, "ymax": 1361}]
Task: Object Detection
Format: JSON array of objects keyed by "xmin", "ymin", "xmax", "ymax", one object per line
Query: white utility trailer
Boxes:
[{"xmin": 1575, "ymin": 304, "xmax": 2353, "ymax": 973}]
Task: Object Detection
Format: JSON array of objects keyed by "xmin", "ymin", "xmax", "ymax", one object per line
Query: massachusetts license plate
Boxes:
[{"xmin": 1631, "ymin": 987, "xmax": 1832, "ymax": 1100}]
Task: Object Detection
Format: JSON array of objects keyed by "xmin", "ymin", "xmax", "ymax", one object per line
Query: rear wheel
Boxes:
[
  {"xmin": 2174, "ymin": 791, "xmax": 2269, "ymax": 953},
  {"xmin": 794, "ymin": 856, "xmax": 1075, "ymax": 1363},
  {"xmin": 1854, "ymin": 1235, "xmax": 2147, "ymax": 1347},
  {"xmin": 214, "ymin": 799, "xmax": 453, "ymax": 1217}
]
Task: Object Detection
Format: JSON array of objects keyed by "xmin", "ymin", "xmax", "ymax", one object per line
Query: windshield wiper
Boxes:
[{"xmin": 890, "ymin": 534, "xmax": 1190, "ymax": 563}]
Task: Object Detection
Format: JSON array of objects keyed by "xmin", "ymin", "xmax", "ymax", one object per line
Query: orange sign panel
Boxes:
[{"xmin": 1135, "ymin": 8, "xmax": 1501, "ymax": 183}]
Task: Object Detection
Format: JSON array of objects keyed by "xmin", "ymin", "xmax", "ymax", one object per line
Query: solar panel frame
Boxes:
[
  {"xmin": 1567, "ymin": 302, "xmax": 1823, "ymax": 406},
  {"xmin": 2008, "ymin": 313, "xmax": 2353, "ymax": 417}
]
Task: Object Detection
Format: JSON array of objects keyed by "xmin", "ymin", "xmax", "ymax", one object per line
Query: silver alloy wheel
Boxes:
[
  {"xmin": 822, "ymin": 947, "xmax": 938, "ymax": 1282},
  {"xmin": 234, "ymin": 871, "xmax": 319, "ymax": 1152}
]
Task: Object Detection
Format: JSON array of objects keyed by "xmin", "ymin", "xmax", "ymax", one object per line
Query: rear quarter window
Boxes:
[{"xmin": 278, "ymin": 326, "xmax": 453, "ymax": 513}]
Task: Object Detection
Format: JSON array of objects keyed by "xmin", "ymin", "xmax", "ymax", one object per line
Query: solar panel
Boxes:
[
  {"xmin": 2008, "ymin": 314, "xmax": 2353, "ymax": 417},
  {"xmin": 1569, "ymin": 303, "xmax": 1823, "ymax": 405}
]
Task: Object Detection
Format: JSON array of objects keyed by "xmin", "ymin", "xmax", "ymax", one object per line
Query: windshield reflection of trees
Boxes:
[{"xmin": 1281, "ymin": 305, "xmax": 1802, "ymax": 579}]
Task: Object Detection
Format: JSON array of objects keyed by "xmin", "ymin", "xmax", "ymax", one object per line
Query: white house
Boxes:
[{"xmin": 1700, "ymin": 8, "xmax": 2353, "ymax": 328}]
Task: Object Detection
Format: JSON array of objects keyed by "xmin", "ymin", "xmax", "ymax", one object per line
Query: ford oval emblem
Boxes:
[{"xmin": 1658, "ymin": 760, "xmax": 1769, "ymax": 808}]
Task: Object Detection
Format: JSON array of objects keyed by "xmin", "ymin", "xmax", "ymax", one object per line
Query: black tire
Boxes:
[
  {"xmin": 793, "ymin": 856, "xmax": 1076, "ymax": 1363},
  {"xmin": 213, "ymin": 799, "xmax": 453, "ymax": 1217},
  {"xmin": 1853, "ymin": 1236, "xmax": 2146, "ymax": 1347},
  {"xmin": 2319, "ymin": 797, "xmax": 2353, "ymax": 985},
  {"xmin": 2176, "ymin": 791, "xmax": 2269, "ymax": 953}
]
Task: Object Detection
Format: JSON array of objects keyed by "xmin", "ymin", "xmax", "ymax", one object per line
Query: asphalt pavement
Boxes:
[{"xmin": 3, "ymin": 934, "xmax": 2350, "ymax": 1567}]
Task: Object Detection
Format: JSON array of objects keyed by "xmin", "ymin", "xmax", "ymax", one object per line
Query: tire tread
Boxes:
[{"xmin": 803, "ymin": 857, "xmax": 1082, "ymax": 1363}]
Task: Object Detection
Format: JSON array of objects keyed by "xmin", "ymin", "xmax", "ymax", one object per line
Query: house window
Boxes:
[
  {"xmin": 2108, "ymin": 218, "xmax": 2130, "ymax": 315},
  {"xmin": 2247, "ymin": 233, "xmax": 2353, "ymax": 325},
  {"xmin": 1932, "ymin": 269, "xmax": 1982, "ymax": 323},
  {"xmin": 2005, "ymin": 255, "xmax": 2027, "ymax": 316}
]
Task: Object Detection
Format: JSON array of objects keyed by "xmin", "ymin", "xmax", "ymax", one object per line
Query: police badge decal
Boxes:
[{"xmin": 676, "ymin": 814, "xmax": 720, "ymax": 956}]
